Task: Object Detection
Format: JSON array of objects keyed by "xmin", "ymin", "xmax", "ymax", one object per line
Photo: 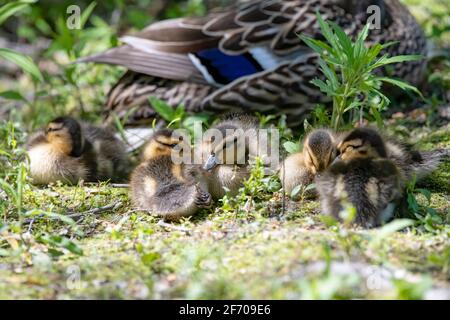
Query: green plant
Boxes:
[
  {"xmin": 405, "ymin": 176, "xmax": 446, "ymax": 233},
  {"xmin": 149, "ymin": 96, "xmax": 186, "ymax": 128},
  {"xmin": 301, "ymin": 13, "xmax": 423, "ymax": 130},
  {"xmin": 0, "ymin": 1, "xmax": 43, "ymax": 84},
  {"xmin": 218, "ymin": 157, "xmax": 280, "ymax": 217}
]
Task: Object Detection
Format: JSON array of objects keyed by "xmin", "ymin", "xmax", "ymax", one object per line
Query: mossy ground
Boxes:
[{"xmin": 0, "ymin": 124, "xmax": 448, "ymax": 300}]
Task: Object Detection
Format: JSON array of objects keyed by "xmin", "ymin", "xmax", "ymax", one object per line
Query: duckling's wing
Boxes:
[
  {"xmin": 152, "ymin": 183, "xmax": 200, "ymax": 218},
  {"xmin": 26, "ymin": 129, "xmax": 46, "ymax": 149}
]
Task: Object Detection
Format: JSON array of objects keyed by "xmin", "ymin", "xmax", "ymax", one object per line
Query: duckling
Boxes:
[
  {"xmin": 199, "ymin": 113, "xmax": 260, "ymax": 200},
  {"xmin": 26, "ymin": 117, "xmax": 129, "ymax": 185},
  {"xmin": 130, "ymin": 129, "xmax": 212, "ymax": 220},
  {"xmin": 316, "ymin": 128, "xmax": 403, "ymax": 228},
  {"xmin": 280, "ymin": 129, "xmax": 338, "ymax": 198}
]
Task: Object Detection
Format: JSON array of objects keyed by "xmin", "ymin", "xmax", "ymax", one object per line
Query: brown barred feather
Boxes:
[{"xmin": 78, "ymin": 0, "xmax": 427, "ymax": 127}]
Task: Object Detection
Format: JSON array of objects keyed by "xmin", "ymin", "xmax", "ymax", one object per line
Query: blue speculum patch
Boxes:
[{"xmin": 193, "ymin": 48, "xmax": 263, "ymax": 85}]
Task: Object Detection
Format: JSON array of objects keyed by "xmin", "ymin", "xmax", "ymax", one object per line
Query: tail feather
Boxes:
[
  {"xmin": 414, "ymin": 148, "xmax": 449, "ymax": 179},
  {"xmin": 76, "ymin": 45, "xmax": 206, "ymax": 83}
]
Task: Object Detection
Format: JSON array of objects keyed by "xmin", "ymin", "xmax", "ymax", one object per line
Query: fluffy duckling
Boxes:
[
  {"xmin": 26, "ymin": 117, "xmax": 129, "ymax": 185},
  {"xmin": 130, "ymin": 129, "xmax": 212, "ymax": 220},
  {"xmin": 280, "ymin": 129, "xmax": 338, "ymax": 197},
  {"xmin": 316, "ymin": 128, "xmax": 403, "ymax": 228},
  {"xmin": 200, "ymin": 113, "xmax": 260, "ymax": 200}
]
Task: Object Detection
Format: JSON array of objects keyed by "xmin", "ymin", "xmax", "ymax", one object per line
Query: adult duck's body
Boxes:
[{"xmin": 80, "ymin": 0, "xmax": 427, "ymax": 126}]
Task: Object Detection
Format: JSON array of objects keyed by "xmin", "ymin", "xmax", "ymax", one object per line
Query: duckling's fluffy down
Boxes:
[
  {"xmin": 130, "ymin": 156, "xmax": 211, "ymax": 220},
  {"xmin": 316, "ymin": 158, "xmax": 403, "ymax": 228},
  {"xmin": 26, "ymin": 122, "xmax": 129, "ymax": 184}
]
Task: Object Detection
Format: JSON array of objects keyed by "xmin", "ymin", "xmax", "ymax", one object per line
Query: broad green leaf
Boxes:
[
  {"xmin": 0, "ymin": 48, "xmax": 43, "ymax": 82},
  {"xmin": 149, "ymin": 96, "xmax": 175, "ymax": 121},
  {"xmin": 283, "ymin": 141, "xmax": 300, "ymax": 154},
  {"xmin": 37, "ymin": 234, "xmax": 83, "ymax": 256},
  {"xmin": 174, "ymin": 104, "xmax": 186, "ymax": 119},
  {"xmin": 329, "ymin": 21, "xmax": 353, "ymax": 57},
  {"xmin": 304, "ymin": 183, "xmax": 316, "ymax": 192},
  {"xmin": 290, "ymin": 185, "xmax": 302, "ymax": 199},
  {"xmin": 0, "ymin": 90, "xmax": 26, "ymax": 101},
  {"xmin": 183, "ymin": 114, "xmax": 210, "ymax": 129},
  {"xmin": 310, "ymin": 78, "xmax": 334, "ymax": 95},
  {"xmin": 167, "ymin": 118, "xmax": 181, "ymax": 128},
  {"xmin": 0, "ymin": 0, "xmax": 36, "ymax": 26}
]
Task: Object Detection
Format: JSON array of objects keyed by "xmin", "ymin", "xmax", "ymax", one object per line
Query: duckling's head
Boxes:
[
  {"xmin": 302, "ymin": 129, "xmax": 336, "ymax": 174},
  {"xmin": 45, "ymin": 117, "xmax": 83, "ymax": 157},
  {"xmin": 142, "ymin": 128, "xmax": 183, "ymax": 161},
  {"xmin": 202, "ymin": 128, "xmax": 249, "ymax": 172},
  {"xmin": 337, "ymin": 128, "xmax": 387, "ymax": 162}
]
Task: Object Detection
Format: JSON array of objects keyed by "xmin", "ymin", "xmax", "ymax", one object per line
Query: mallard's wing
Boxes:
[
  {"xmin": 202, "ymin": 53, "xmax": 328, "ymax": 120},
  {"xmin": 78, "ymin": 0, "xmax": 427, "ymax": 126},
  {"xmin": 78, "ymin": 0, "xmax": 373, "ymax": 82},
  {"xmin": 104, "ymin": 71, "xmax": 215, "ymax": 126}
]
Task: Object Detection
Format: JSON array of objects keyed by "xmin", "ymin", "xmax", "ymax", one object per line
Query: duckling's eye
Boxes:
[
  {"xmin": 359, "ymin": 150, "xmax": 367, "ymax": 155},
  {"xmin": 46, "ymin": 127, "xmax": 59, "ymax": 133},
  {"xmin": 170, "ymin": 143, "xmax": 178, "ymax": 148}
]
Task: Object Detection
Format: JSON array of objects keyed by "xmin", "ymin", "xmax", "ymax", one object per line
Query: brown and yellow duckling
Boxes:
[
  {"xmin": 280, "ymin": 129, "xmax": 338, "ymax": 198},
  {"xmin": 26, "ymin": 116, "xmax": 129, "ymax": 185},
  {"xmin": 130, "ymin": 129, "xmax": 212, "ymax": 220},
  {"xmin": 316, "ymin": 127, "xmax": 403, "ymax": 228},
  {"xmin": 199, "ymin": 113, "xmax": 260, "ymax": 200}
]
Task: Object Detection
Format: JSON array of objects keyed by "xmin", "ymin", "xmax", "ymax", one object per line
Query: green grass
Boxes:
[{"xmin": 0, "ymin": 123, "xmax": 448, "ymax": 299}]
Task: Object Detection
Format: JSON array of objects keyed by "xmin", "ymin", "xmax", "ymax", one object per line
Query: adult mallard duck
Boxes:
[{"xmin": 79, "ymin": 0, "xmax": 427, "ymax": 126}]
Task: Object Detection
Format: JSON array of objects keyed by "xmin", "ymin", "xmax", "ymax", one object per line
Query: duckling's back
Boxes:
[
  {"xmin": 81, "ymin": 123, "xmax": 130, "ymax": 181},
  {"xmin": 130, "ymin": 156, "xmax": 208, "ymax": 219},
  {"xmin": 317, "ymin": 158, "xmax": 402, "ymax": 228}
]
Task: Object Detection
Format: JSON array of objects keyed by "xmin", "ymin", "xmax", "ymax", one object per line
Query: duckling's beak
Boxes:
[
  {"xmin": 331, "ymin": 155, "xmax": 342, "ymax": 165},
  {"xmin": 203, "ymin": 154, "xmax": 218, "ymax": 171}
]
